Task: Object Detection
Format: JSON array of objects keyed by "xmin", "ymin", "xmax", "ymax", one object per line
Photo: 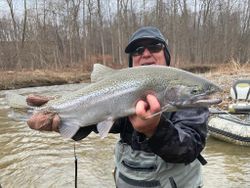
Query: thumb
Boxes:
[{"xmin": 135, "ymin": 100, "xmax": 148, "ymax": 117}]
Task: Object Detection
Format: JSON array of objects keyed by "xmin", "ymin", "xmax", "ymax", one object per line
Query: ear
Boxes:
[
  {"xmin": 129, "ymin": 54, "xmax": 133, "ymax": 67},
  {"xmin": 164, "ymin": 46, "xmax": 171, "ymax": 66}
]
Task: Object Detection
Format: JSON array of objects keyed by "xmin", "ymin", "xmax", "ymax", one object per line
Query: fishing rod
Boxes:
[{"xmin": 74, "ymin": 142, "xmax": 77, "ymax": 188}]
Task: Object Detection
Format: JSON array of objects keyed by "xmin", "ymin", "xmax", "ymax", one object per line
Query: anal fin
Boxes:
[{"xmin": 97, "ymin": 117, "xmax": 114, "ymax": 138}]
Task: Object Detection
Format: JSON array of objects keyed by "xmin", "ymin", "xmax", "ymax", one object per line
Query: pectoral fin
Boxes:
[{"xmin": 97, "ymin": 117, "xmax": 114, "ymax": 138}]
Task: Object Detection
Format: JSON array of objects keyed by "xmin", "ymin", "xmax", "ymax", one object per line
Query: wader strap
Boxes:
[
  {"xmin": 197, "ymin": 154, "xmax": 207, "ymax": 165},
  {"xmin": 119, "ymin": 172, "xmax": 161, "ymax": 187},
  {"xmin": 113, "ymin": 167, "xmax": 117, "ymax": 185},
  {"xmin": 169, "ymin": 177, "xmax": 177, "ymax": 188}
]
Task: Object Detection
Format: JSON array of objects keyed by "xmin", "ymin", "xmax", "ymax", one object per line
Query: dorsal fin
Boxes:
[{"xmin": 91, "ymin": 64, "xmax": 115, "ymax": 82}]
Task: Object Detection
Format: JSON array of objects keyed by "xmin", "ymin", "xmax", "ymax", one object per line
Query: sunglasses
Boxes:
[{"xmin": 131, "ymin": 43, "xmax": 164, "ymax": 56}]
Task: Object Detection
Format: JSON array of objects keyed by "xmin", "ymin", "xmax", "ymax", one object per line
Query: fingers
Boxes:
[
  {"xmin": 52, "ymin": 115, "xmax": 60, "ymax": 132},
  {"xmin": 135, "ymin": 100, "xmax": 148, "ymax": 117},
  {"xmin": 26, "ymin": 94, "xmax": 54, "ymax": 106},
  {"xmin": 135, "ymin": 94, "xmax": 161, "ymax": 118},
  {"xmin": 129, "ymin": 94, "xmax": 161, "ymax": 137},
  {"xmin": 146, "ymin": 94, "xmax": 161, "ymax": 114},
  {"xmin": 27, "ymin": 112, "xmax": 60, "ymax": 132}
]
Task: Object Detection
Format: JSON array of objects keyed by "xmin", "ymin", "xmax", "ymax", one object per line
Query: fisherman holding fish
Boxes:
[{"xmin": 27, "ymin": 27, "xmax": 215, "ymax": 188}]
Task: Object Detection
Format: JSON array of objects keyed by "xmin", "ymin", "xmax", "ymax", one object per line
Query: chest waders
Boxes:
[{"xmin": 114, "ymin": 141, "xmax": 203, "ymax": 188}]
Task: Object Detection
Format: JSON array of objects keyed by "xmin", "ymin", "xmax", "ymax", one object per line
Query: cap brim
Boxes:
[{"xmin": 125, "ymin": 37, "xmax": 164, "ymax": 53}]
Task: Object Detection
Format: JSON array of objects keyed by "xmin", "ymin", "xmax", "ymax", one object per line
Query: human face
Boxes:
[{"xmin": 131, "ymin": 40, "xmax": 166, "ymax": 67}]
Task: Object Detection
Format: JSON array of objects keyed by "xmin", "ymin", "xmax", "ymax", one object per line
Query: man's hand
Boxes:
[
  {"xmin": 27, "ymin": 112, "xmax": 60, "ymax": 132},
  {"xmin": 26, "ymin": 94, "xmax": 54, "ymax": 106},
  {"xmin": 129, "ymin": 94, "xmax": 161, "ymax": 138},
  {"xmin": 26, "ymin": 95, "xmax": 60, "ymax": 132}
]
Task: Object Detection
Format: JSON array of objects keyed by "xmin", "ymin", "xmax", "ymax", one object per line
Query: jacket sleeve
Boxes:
[{"xmin": 148, "ymin": 107, "xmax": 209, "ymax": 163}]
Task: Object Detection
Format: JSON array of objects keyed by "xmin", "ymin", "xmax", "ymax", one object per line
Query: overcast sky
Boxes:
[{"xmin": 0, "ymin": 0, "xmax": 24, "ymax": 17}]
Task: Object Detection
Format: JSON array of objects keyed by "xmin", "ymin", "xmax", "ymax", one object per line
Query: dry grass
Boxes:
[
  {"xmin": 0, "ymin": 60, "xmax": 125, "ymax": 90},
  {"xmin": 203, "ymin": 62, "xmax": 250, "ymax": 110},
  {"xmin": 214, "ymin": 61, "xmax": 250, "ymax": 74},
  {"xmin": 0, "ymin": 68, "xmax": 90, "ymax": 90}
]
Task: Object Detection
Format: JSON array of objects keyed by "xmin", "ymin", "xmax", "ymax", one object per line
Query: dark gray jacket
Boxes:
[{"xmin": 73, "ymin": 107, "xmax": 209, "ymax": 164}]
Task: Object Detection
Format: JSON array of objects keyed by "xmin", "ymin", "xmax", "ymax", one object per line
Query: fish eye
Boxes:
[{"xmin": 191, "ymin": 88, "xmax": 200, "ymax": 95}]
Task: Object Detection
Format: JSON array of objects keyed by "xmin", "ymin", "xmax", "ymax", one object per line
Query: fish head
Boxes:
[{"xmin": 163, "ymin": 81, "xmax": 222, "ymax": 109}]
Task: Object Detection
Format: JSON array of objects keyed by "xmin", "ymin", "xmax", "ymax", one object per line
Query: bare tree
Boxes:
[
  {"xmin": 6, "ymin": 0, "xmax": 21, "ymax": 68},
  {"xmin": 21, "ymin": 0, "xmax": 27, "ymax": 48},
  {"xmin": 117, "ymin": 0, "xmax": 122, "ymax": 64},
  {"xmin": 97, "ymin": 0, "xmax": 105, "ymax": 64},
  {"xmin": 0, "ymin": 0, "xmax": 249, "ymax": 70}
]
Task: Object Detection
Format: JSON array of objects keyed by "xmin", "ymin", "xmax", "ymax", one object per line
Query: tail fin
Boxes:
[
  {"xmin": 5, "ymin": 92, "xmax": 34, "ymax": 122},
  {"xmin": 5, "ymin": 92, "xmax": 30, "ymax": 109},
  {"xmin": 8, "ymin": 108, "xmax": 32, "ymax": 122}
]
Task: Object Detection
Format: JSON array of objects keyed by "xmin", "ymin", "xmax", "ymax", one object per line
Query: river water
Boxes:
[{"xmin": 0, "ymin": 84, "xmax": 249, "ymax": 188}]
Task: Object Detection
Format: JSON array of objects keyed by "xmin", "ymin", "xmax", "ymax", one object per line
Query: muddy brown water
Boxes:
[{"xmin": 0, "ymin": 84, "xmax": 249, "ymax": 188}]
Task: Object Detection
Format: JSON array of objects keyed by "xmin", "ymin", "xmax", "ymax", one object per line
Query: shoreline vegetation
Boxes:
[
  {"xmin": 1, "ymin": 62, "xmax": 249, "ymax": 110},
  {"xmin": 0, "ymin": 68, "xmax": 91, "ymax": 90},
  {"xmin": 0, "ymin": 62, "xmax": 249, "ymax": 90},
  {"xmin": 0, "ymin": 62, "xmax": 125, "ymax": 90}
]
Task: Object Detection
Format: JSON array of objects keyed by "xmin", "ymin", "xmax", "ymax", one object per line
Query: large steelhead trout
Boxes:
[
  {"xmin": 7, "ymin": 64, "xmax": 222, "ymax": 138},
  {"xmin": 30, "ymin": 64, "xmax": 220, "ymax": 138}
]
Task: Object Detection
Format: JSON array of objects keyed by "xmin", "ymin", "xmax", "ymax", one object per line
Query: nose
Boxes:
[{"xmin": 142, "ymin": 48, "xmax": 152, "ymax": 57}]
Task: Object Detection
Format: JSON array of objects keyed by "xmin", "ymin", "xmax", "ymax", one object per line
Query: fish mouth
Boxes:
[
  {"xmin": 191, "ymin": 97, "xmax": 222, "ymax": 106},
  {"xmin": 181, "ymin": 93, "xmax": 222, "ymax": 107},
  {"xmin": 164, "ymin": 86, "xmax": 222, "ymax": 108}
]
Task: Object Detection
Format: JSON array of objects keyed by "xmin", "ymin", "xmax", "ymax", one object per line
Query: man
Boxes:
[{"xmin": 27, "ymin": 26, "xmax": 208, "ymax": 188}]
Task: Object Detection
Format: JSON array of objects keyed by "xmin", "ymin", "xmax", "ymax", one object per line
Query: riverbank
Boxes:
[
  {"xmin": 0, "ymin": 63, "xmax": 125, "ymax": 90},
  {"xmin": 0, "ymin": 68, "xmax": 90, "ymax": 90}
]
